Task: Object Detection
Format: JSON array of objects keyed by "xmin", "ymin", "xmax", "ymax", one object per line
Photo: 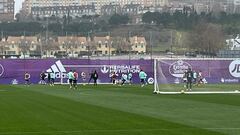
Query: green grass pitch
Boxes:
[{"xmin": 0, "ymin": 84, "xmax": 240, "ymax": 135}]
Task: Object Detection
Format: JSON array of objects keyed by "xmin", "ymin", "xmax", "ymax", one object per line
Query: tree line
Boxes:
[
  {"xmin": 142, "ymin": 11, "xmax": 240, "ymax": 34},
  {"xmin": 0, "ymin": 14, "xmax": 130, "ymax": 36}
]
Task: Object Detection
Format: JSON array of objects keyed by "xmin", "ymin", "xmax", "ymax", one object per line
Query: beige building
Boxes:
[
  {"xmin": 1, "ymin": 35, "xmax": 146, "ymax": 58},
  {"xmin": 57, "ymin": 36, "xmax": 88, "ymax": 57},
  {"xmin": 94, "ymin": 36, "xmax": 116, "ymax": 55},
  {"xmin": 2, "ymin": 36, "xmax": 38, "ymax": 57},
  {"xmin": 129, "ymin": 36, "xmax": 146, "ymax": 54}
]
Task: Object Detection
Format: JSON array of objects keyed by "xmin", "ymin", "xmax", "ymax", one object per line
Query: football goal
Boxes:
[{"xmin": 153, "ymin": 58, "xmax": 240, "ymax": 94}]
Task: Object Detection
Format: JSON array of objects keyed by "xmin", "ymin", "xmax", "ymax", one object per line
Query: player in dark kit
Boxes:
[
  {"xmin": 73, "ymin": 70, "xmax": 79, "ymax": 89},
  {"xmin": 186, "ymin": 68, "xmax": 194, "ymax": 91},
  {"xmin": 40, "ymin": 71, "xmax": 46, "ymax": 84},
  {"xmin": 88, "ymin": 70, "xmax": 94, "ymax": 84},
  {"xmin": 24, "ymin": 72, "xmax": 31, "ymax": 85},
  {"xmin": 93, "ymin": 70, "xmax": 98, "ymax": 86}
]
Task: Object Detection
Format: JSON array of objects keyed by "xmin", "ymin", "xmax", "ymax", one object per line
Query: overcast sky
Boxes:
[{"xmin": 15, "ymin": 0, "xmax": 24, "ymax": 14}]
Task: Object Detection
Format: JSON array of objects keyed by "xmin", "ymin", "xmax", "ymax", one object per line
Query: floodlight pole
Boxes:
[
  {"xmin": 128, "ymin": 31, "xmax": 131, "ymax": 66},
  {"xmin": 150, "ymin": 31, "xmax": 153, "ymax": 60},
  {"xmin": 108, "ymin": 31, "xmax": 111, "ymax": 66}
]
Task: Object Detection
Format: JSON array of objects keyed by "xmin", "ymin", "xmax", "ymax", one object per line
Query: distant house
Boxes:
[
  {"xmin": 129, "ymin": 36, "xmax": 147, "ymax": 54},
  {"xmin": 4, "ymin": 36, "xmax": 39, "ymax": 58},
  {"xmin": 39, "ymin": 37, "xmax": 59, "ymax": 58},
  {"xmin": 57, "ymin": 36, "xmax": 88, "ymax": 57},
  {"xmin": 93, "ymin": 36, "xmax": 116, "ymax": 56}
]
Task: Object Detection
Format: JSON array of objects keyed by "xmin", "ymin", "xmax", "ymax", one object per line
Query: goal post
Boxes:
[{"xmin": 153, "ymin": 58, "xmax": 240, "ymax": 94}]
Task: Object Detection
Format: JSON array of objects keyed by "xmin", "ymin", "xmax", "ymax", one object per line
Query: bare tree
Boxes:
[
  {"xmin": 112, "ymin": 37, "xmax": 130, "ymax": 55},
  {"xmin": 188, "ymin": 22, "xmax": 225, "ymax": 57}
]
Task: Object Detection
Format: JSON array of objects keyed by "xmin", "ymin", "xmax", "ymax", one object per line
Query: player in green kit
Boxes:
[
  {"xmin": 68, "ymin": 70, "xmax": 74, "ymax": 89},
  {"xmin": 139, "ymin": 70, "xmax": 147, "ymax": 87}
]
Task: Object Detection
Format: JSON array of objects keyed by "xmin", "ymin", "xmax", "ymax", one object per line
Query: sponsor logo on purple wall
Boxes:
[
  {"xmin": 0, "ymin": 64, "xmax": 4, "ymax": 77},
  {"xmin": 169, "ymin": 60, "xmax": 192, "ymax": 78},
  {"xmin": 158, "ymin": 59, "xmax": 240, "ymax": 84},
  {"xmin": 0, "ymin": 59, "xmax": 153, "ymax": 84},
  {"xmin": 229, "ymin": 60, "xmax": 240, "ymax": 78}
]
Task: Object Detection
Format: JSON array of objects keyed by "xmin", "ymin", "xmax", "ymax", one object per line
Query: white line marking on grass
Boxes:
[
  {"xmin": 204, "ymin": 128, "xmax": 240, "ymax": 130},
  {"xmin": 157, "ymin": 91, "xmax": 240, "ymax": 94}
]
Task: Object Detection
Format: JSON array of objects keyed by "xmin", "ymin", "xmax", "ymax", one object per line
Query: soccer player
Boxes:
[
  {"xmin": 50, "ymin": 71, "xmax": 55, "ymax": 86},
  {"xmin": 93, "ymin": 70, "xmax": 98, "ymax": 86},
  {"xmin": 81, "ymin": 72, "xmax": 87, "ymax": 85},
  {"xmin": 88, "ymin": 70, "xmax": 94, "ymax": 84},
  {"xmin": 193, "ymin": 70, "xmax": 197, "ymax": 84},
  {"xmin": 128, "ymin": 72, "xmax": 133, "ymax": 85},
  {"xmin": 186, "ymin": 68, "xmax": 194, "ymax": 91},
  {"xmin": 68, "ymin": 70, "xmax": 74, "ymax": 89},
  {"xmin": 24, "ymin": 72, "xmax": 31, "ymax": 85},
  {"xmin": 111, "ymin": 72, "xmax": 117, "ymax": 85},
  {"xmin": 182, "ymin": 70, "xmax": 187, "ymax": 88},
  {"xmin": 197, "ymin": 70, "xmax": 204, "ymax": 86},
  {"xmin": 139, "ymin": 70, "xmax": 147, "ymax": 87},
  {"xmin": 40, "ymin": 71, "xmax": 46, "ymax": 85},
  {"xmin": 121, "ymin": 73, "xmax": 128, "ymax": 86},
  {"xmin": 73, "ymin": 70, "xmax": 78, "ymax": 89},
  {"xmin": 47, "ymin": 72, "xmax": 51, "ymax": 85}
]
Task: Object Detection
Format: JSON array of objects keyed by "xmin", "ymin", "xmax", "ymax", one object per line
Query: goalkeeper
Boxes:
[{"xmin": 186, "ymin": 68, "xmax": 194, "ymax": 91}]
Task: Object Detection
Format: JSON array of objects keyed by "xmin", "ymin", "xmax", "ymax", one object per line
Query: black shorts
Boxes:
[
  {"xmin": 73, "ymin": 79, "xmax": 77, "ymax": 84},
  {"xmin": 141, "ymin": 79, "xmax": 145, "ymax": 83},
  {"xmin": 51, "ymin": 78, "xmax": 55, "ymax": 83},
  {"xmin": 187, "ymin": 78, "xmax": 192, "ymax": 83},
  {"xmin": 25, "ymin": 79, "xmax": 29, "ymax": 82},
  {"xmin": 69, "ymin": 79, "xmax": 73, "ymax": 83}
]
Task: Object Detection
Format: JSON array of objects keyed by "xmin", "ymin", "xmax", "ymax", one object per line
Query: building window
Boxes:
[
  {"xmin": 12, "ymin": 45, "xmax": 14, "ymax": 48},
  {"xmin": 105, "ymin": 51, "xmax": 108, "ymax": 55},
  {"xmin": 98, "ymin": 43, "xmax": 101, "ymax": 48}
]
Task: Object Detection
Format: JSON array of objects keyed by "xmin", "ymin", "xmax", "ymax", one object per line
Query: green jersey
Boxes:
[
  {"xmin": 139, "ymin": 71, "xmax": 147, "ymax": 79},
  {"xmin": 68, "ymin": 72, "xmax": 74, "ymax": 79}
]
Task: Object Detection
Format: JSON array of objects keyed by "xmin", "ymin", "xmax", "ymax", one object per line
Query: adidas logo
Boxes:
[{"xmin": 46, "ymin": 60, "xmax": 66, "ymax": 73}]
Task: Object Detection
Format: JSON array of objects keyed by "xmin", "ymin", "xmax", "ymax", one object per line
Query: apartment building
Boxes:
[
  {"xmin": 31, "ymin": 5, "xmax": 96, "ymax": 18},
  {"xmin": 21, "ymin": 0, "xmax": 82, "ymax": 16},
  {"xmin": 0, "ymin": 0, "xmax": 14, "ymax": 21}
]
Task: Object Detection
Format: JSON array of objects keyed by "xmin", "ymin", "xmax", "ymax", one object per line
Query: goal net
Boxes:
[{"xmin": 154, "ymin": 58, "xmax": 240, "ymax": 94}]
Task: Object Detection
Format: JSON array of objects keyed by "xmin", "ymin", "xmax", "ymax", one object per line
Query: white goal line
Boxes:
[{"xmin": 155, "ymin": 91, "xmax": 240, "ymax": 94}]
